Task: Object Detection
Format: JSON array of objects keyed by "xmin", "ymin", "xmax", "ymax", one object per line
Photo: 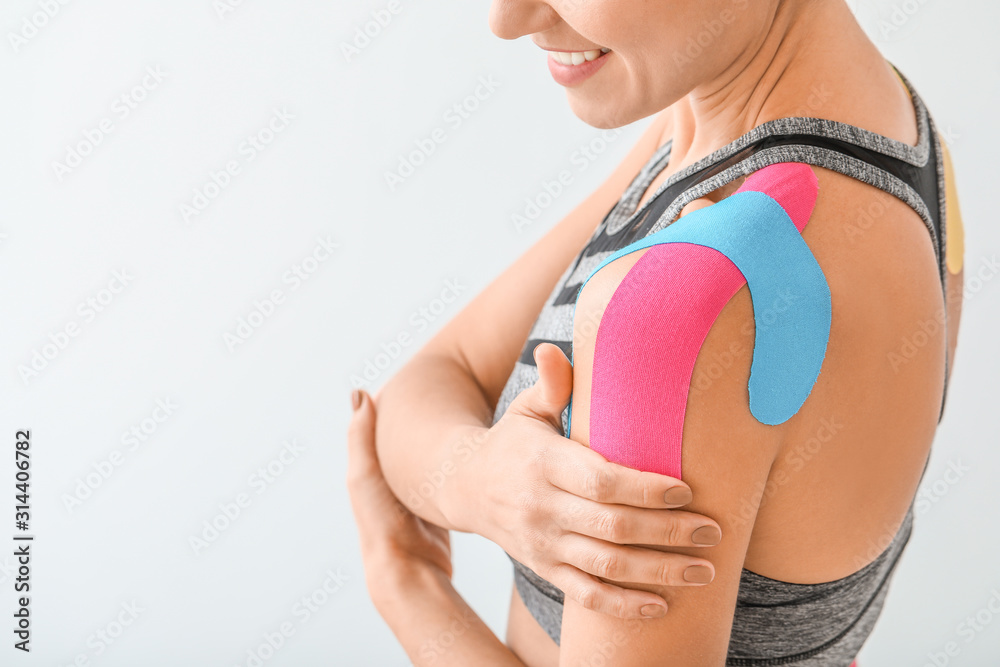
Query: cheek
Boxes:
[{"xmin": 619, "ymin": 0, "xmax": 760, "ymax": 74}]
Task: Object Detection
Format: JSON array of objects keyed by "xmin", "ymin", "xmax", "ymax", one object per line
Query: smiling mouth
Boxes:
[{"xmin": 549, "ymin": 47, "xmax": 611, "ymax": 66}]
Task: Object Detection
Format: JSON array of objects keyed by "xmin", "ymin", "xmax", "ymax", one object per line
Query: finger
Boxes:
[
  {"xmin": 345, "ymin": 389, "xmax": 407, "ymax": 527},
  {"xmin": 544, "ymin": 562, "xmax": 671, "ymax": 620},
  {"xmin": 550, "ymin": 532, "xmax": 716, "ymax": 590},
  {"xmin": 346, "ymin": 389, "xmax": 381, "ymax": 482},
  {"xmin": 549, "ymin": 493, "xmax": 721, "ymax": 548},
  {"xmin": 542, "ymin": 436, "xmax": 696, "ymax": 508},
  {"xmin": 506, "ymin": 342, "xmax": 573, "ymax": 431}
]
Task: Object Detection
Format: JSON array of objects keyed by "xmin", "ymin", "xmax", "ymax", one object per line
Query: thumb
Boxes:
[{"xmin": 509, "ymin": 342, "xmax": 574, "ymax": 431}]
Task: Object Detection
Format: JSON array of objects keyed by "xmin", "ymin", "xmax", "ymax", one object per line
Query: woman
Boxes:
[{"xmin": 349, "ymin": 0, "xmax": 965, "ymax": 664}]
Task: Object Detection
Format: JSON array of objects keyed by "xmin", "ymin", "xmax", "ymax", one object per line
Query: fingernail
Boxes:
[
  {"xmin": 663, "ymin": 487, "xmax": 692, "ymax": 506},
  {"xmin": 691, "ymin": 525, "xmax": 721, "ymax": 546},
  {"xmin": 351, "ymin": 389, "xmax": 362, "ymax": 411},
  {"xmin": 683, "ymin": 565, "xmax": 713, "ymax": 584},
  {"xmin": 640, "ymin": 603, "xmax": 666, "ymax": 618}
]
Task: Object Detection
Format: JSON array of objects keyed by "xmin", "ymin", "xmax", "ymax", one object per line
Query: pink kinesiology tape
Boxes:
[{"xmin": 587, "ymin": 162, "xmax": 820, "ymax": 479}]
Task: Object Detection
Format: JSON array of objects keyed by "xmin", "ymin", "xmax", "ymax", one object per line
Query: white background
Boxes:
[{"xmin": 0, "ymin": 0, "xmax": 997, "ymax": 665}]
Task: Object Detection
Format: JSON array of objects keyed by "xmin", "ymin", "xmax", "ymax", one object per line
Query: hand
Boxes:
[
  {"xmin": 451, "ymin": 343, "xmax": 723, "ymax": 619},
  {"xmin": 346, "ymin": 388, "xmax": 453, "ymax": 603}
]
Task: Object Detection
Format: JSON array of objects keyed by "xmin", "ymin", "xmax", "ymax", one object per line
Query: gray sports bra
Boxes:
[{"xmin": 491, "ymin": 64, "xmax": 950, "ymax": 665}]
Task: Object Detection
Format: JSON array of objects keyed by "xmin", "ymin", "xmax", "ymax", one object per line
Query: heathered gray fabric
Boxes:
[
  {"xmin": 725, "ymin": 507, "xmax": 914, "ymax": 665},
  {"xmin": 604, "ymin": 138, "xmax": 676, "ymax": 231},
  {"xmin": 509, "ymin": 505, "xmax": 911, "ymax": 664},
  {"xmin": 565, "ymin": 249, "xmax": 616, "ymax": 287},
  {"xmin": 604, "ymin": 68, "xmax": 941, "ymax": 281},
  {"xmin": 492, "ymin": 65, "xmax": 945, "ymax": 664},
  {"xmin": 493, "ymin": 254, "xmax": 576, "ymax": 437},
  {"xmin": 654, "ymin": 146, "xmax": 935, "ymax": 250}
]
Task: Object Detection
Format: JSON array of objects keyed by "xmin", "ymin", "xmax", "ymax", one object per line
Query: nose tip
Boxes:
[
  {"xmin": 487, "ymin": 2, "xmax": 520, "ymax": 40},
  {"xmin": 488, "ymin": 0, "xmax": 560, "ymax": 41},
  {"xmin": 487, "ymin": 0, "xmax": 512, "ymax": 39}
]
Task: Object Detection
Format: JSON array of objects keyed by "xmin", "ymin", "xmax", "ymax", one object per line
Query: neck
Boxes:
[{"xmin": 661, "ymin": 1, "xmax": 889, "ymax": 172}]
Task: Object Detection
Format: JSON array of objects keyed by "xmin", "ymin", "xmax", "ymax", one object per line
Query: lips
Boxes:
[{"xmin": 546, "ymin": 48, "xmax": 611, "ymax": 86}]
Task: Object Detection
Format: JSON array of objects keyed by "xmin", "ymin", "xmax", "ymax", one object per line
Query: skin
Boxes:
[
  {"xmin": 374, "ymin": 49, "xmax": 721, "ymax": 623},
  {"xmin": 348, "ymin": 390, "xmax": 526, "ymax": 666},
  {"xmin": 357, "ymin": 0, "xmax": 964, "ymax": 664}
]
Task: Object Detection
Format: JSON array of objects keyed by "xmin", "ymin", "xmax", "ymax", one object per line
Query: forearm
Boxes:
[
  {"xmin": 374, "ymin": 561, "xmax": 527, "ymax": 667},
  {"xmin": 374, "ymin": 351, "xmax": 494, "ymax": 531}
]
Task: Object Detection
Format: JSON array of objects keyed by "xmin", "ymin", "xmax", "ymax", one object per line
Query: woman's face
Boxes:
[{"xmin": 489, "ymin": 0, "xmax": 777, "ymax": 128}]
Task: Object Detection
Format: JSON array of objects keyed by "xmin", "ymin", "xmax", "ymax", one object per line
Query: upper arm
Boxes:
[
  {"xmin": 559, "ymin": 163, "xmax": 827, "ymax": 665},
  {"xmin": 415, "ymin": 111, "xmax": 674, "ymax": 410},
  {"xmin": 560, "ymin": 254, "xmax": 781, "ymax": 666}
]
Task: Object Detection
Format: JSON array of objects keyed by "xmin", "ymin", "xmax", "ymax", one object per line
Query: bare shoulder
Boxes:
[
  {"xmin": 745, "ymin": 165, "xmax": 947, "ymax": 581},
  {"xmin": 798, "ymin": 165, "xmax": 945, "ymax": 417}
]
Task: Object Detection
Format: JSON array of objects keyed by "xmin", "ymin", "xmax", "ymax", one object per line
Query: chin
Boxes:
[{"xmin": 565, "ymin": 94, "xmax": 637, "ymax": 130}]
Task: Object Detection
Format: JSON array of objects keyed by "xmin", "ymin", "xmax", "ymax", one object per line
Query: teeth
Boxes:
[{"xmin": 552, "ymin": 49, "xmax": 609, "ymax": 66}]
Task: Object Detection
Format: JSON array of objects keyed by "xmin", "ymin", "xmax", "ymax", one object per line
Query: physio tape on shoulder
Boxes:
[{"xmin": 569, "ymin": 162, "xmax": 830, "ymax": 479}]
